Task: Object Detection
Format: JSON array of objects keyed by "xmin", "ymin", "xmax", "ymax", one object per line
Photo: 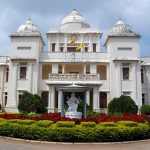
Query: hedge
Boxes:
[{"xmin": 0, "ymin": 119, "xmax": 149, "ymax": 142}]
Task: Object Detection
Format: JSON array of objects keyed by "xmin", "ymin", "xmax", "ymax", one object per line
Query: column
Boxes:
[
  {"xmin": 83, "ymin": 64, "xmax": 86, "ymax": 74},
  {"xmin": 62, "ymin": 64, "xmax": 65, "ymax": 73},
  {"xmin": 58, "ymin": 90, "xmax": 62, "ymax": 112},
  {"xmin": 11, "ymin": 63, "xmax": 18, "ymax": 106},
  {"xmin": 48, "ymin": 86, "xmax": 55, "ymax": 112},
  {"xmin": 28, "ymin": 63, "xmax": 33, "ymax": 92},
  {"xmin": 89, "ymin": 35, "xmax": 92, "ymax": 52},
  {"xmin": 64, "ymin": 34, "xmax": 68, "ymax": 52},
  {"xmin": 0, "ymin": 67, "xmax": 4, "ymax": 107},
  {"xmin": 86, "ymin": 90, "xmax": 90, "ymax": 105},
  {"xmin": 84, "ymin": 91, "xmax": 87, "ymax": 118},
  {"xmin": 132, "ymin": 63, "xmax": 137, "ymax": 101},
  {"xmin": 60, "ymin": 90, "xmax": 64, "ymax": 117},
  {"xmin": 80, "ymin": 34, "xmax": 84, "ymax": 52},
  {"xmin": 93, "ymin": 86, "xmax": 100, "ymax": 112},
  {"xmin": 116, "ymin": 63, "xmax": 121, "ymax": 96}
]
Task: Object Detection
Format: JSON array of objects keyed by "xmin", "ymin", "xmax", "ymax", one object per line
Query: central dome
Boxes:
[{"xmin": 59, "ymin": 9, "xmax": 90, "ymax": 30}]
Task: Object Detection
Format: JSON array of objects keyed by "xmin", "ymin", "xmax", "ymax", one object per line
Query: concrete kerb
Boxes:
[{"xmin": 0, "ymin": 136, "xmax": 150, "ymax": 145}]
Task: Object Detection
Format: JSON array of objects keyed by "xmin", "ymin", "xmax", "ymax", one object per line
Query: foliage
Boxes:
[
  {"xmin": 0, "ymin": 113, "xmax": 146, "ymax": 124},
  {"xmin": 35, "ymin": 120, "xmax": 53, "ymax": 127},
  {"xmin": 108, "ymin": 95, "xmax": 138, "ymax": 115},
  {"xmin": 117, "ymin": 121, "xmax": 138, "ymax": 127},
  {"xmin": 0, "ymin": 119, "xmax": 149, "ymax": 142},
  {"xmin": 140, "ymin": 105, "xmax": 150, "ymax": 115},
  {"xmin": 77, "ymin": 100, "xmax": 91, "ymax": 114},
  {"xmin": 20, "ymin": 112, "xmax": 41, "ymax": 118},
  {"xmin": 80, "ymin": 122, "xmax": 96, "ymax": 128},
  {"xmin": 18, "ymin": 91, "xmax": 47, "ymax": 114},
  {"xmin": 8, "ymin": 119, "xmax": 35, "ymax": 125},
  {"xmin": 99, "ymin": 122, "xmax": 118, "ymax": 127},
  {"xmin": 56, "ymin": 121, "xmax": 75, "ymax": 128}
]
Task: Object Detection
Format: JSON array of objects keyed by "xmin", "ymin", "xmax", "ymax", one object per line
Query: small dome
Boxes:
[
  {"xmin": 60, "ymin": 9, "xmax": 90, "ymax": 29},
  {"xmin": 109, "ymin": 19, "xmax": 137, "ymax": 36},
  {"xmin": 17, "ymin": 18, "xmax": 39, "ymax": 33}
]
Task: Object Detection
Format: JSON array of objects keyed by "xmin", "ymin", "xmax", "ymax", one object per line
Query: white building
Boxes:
[{"xmin": 0, "ymin": 10, "xmax": 149, "ymax": 113}]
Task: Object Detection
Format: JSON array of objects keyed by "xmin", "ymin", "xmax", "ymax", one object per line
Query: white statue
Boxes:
[{"xmin": 67, "ymin": 92, "xmax": 79, "ymax": 112}]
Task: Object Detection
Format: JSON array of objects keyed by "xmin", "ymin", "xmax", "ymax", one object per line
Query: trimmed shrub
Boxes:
[
  {"xmin": 18, "ymin": 91, "xmax": 47, "ymax": 114},
  {"xmin": 108, "ymin": 95, "xmax": 138, "ymax": 115},
  {"xmin": 8, "ymin": 119, "xmax": 35, "ymax": 125},
  {"xmin": 0, "ymin": 119, "xmax": 149, "ymax": 142},
  {"xmin": 117, "ymin": 121, "xmax": 138, "ymax": 127},
  {"xmin": 140, "ymin": 105, "xmax": 150, "ymax": 115},
  {"xmin": 99, "ymin": 122, "xmax": 118, "ymax": 127},
  {"xmin": 35, "ymin": 120, "xmax": 53, "ymax": 127},
  {"xmin": 80, "ymin": 122, "xmax": 96, "ymax": 128},
  {"xmin": 56, "ymin": 121, "xmax": 75, "ymax": 128}
]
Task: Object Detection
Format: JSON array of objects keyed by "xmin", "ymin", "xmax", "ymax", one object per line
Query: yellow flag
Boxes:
[
  {"xmin": 69, "ymin": 39, "xmax": 75, "ymax": 44},
  {"xmin": 76, "ymin": 43, "xmax": 84, "ymax": 51}
]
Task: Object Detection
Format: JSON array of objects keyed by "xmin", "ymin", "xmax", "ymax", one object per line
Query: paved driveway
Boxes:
[{"xmin": 0, "ymin": 137, "xmax": 150, "ymax": 150}]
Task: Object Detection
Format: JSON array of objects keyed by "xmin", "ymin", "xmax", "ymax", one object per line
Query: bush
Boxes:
[
  {"xmin": 0, "ymin": 119, "xmax": 149, "ymax": 142},
  {"xmin": 80, "ymin": 122, "xmax": 96, "ymax": 128},
  {"xmin": 99, "ymin": 122, "xmax": 118, "ymax": 127},
  {"xmin": 108, "ymin": 95, "xmax": 138, "ymax": 115},
  {"xmin": 56, "ymin": 121, "xmax": 75, "ymax": 128},
  {"xmin": 8, "ymin": 119, "xmax": 35, "ymax": 125},
  {"xmin": 140, "ymin": 105, "xmax": 150, "ymax": 115},
  {"xmin": 18, "ymin": 91, "xmax": 47, "ymax": 114},
  {"xmin": 35, "ymin": 120, "xmax": 53, "ymax": 127},
  {"xmin": 117, "ymin": 121, "xmax": 138, "ymax": 127}
]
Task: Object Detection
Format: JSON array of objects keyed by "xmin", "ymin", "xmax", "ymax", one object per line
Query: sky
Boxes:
[{"xmin": 0, "ymin": 0, "xmax": 150, "ymax": 57}]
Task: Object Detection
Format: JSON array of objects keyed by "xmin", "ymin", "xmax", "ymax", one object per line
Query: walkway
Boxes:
[{"xmin": 0, "ymin": 137, "xmax": 150, "ymax": 150}]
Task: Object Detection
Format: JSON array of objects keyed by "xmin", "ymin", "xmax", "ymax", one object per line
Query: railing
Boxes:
[{"xmin": 49, "ymin": 73, "xmax": 100, "ymax": 80}]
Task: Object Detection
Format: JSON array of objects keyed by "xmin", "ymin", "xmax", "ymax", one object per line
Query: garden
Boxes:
[{"xmin": 0, "ymin": 92, "xmax": 150, "ymax": 142}]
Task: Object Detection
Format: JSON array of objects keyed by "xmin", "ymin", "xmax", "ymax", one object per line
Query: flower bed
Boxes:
[
  {"xmin": 0, "ymin": 118, "xmax": 149, "ymax": 142},
  {"xmin": 0, "ymin": 113, "xmax": 146, "ymax": 124}
]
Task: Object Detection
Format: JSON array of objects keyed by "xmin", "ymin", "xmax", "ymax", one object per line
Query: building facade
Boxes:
[{"xmin": 0, "ymin": 10, "xmax": 149, "ymax": 113}]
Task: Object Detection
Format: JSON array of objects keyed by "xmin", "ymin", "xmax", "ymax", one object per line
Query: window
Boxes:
[
  {"xmin": 20, "ymin": 63, "xmax": 27, "ymax": 79},
  {"xmin": 141, "ymin": 69, "xmax": 144, "ymax": 83},
  {"xmin": 17, "ymin": 46, "xmax": 31, "ymax": 50},
  {"xmin": 58, "ymin": 65, "xmax": 62, "ymax": 73},
  {"xmin": 4, "ymin": 92, "xmax": 7, "ymax": 106},
  {"xmin": 52, "ymin": 43, "xmax": 55, "ymax": 52},
  {"xmin": 85, "ymin": 47, "xmax": 88, "ymax": 52},
  {"xmin": 123, "ymin": 92, "xmax": 130, "ymax": 96},
  {"xmin": 6, "ymin": 68, "xmax": 9, "ymax": 82},
  {"xmin": 41, "ymin": 91, "xmax": 48, "ymax": 107},
  {"xmin": 122, "ymin": 64, "xmax": 130, "ymax": 80},
  {"xmin": 60, "ymin": 47, "xmax": 63, "ymax": 52},
  {"xmin": 18, "ymin": 91, "xmax": 25, "ymax": 105},
  {"xmin": 100, "ymin": 92, "xmax": 107, "ymax": 108},
  {"xmin": 93, "ymin": 43, "xmax": 96, "ymax": 52},
  {"xmin": 118, "ymin": 47, "xmax": 132, "ymax": 51},
  {"xmin": 142, "ymin": 93, "xmax": 145, "ymax": 105}
]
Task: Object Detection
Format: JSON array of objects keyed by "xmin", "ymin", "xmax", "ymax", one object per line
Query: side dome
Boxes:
[
  {"xmin": 17, "ymin": 18, "xmax": 39, "ymax": 33},
  {"xmin": 109, "ymin": 19, "xmax": 139, "ymax": 36},
  {"xmin": 59, "ymin": 9, "xmax": 90, "ymax": 30}
]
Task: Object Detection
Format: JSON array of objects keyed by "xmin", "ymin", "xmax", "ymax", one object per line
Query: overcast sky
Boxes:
[{"xmin": 0, "ymin": 0, "xmax": 150, "ymax": 56}]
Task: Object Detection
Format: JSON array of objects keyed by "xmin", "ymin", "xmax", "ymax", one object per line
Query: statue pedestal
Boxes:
[{"xmin": 65, "ymin": 112, "xmax": 82, "ymax": 119}]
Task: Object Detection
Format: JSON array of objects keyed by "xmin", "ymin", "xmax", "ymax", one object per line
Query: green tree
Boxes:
[
  {"xmin": 108, "ymin": 95, "xmax": 138, "ymax": 115},
  {"xmin": 140, "ymin": 104, "xmax": 150, "ymax": 115},
  {"xmin": 18, "ymin": 91, "xmax": 47, "ymax": 114}
]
